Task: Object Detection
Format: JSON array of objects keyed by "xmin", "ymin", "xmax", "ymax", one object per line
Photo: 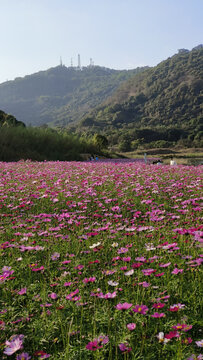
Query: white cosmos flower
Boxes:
[
  {"xmin": 89, "ymin": 242, "xmax": 101, "ymax": 249},
  {"xmin": 108, "ymin": 280, "xmax": 119, "ymax": 286},
  {"xmin": 111, "ymin": 242, "xmax": 119, "ymax": 247},
  {"xmin": 124, "ymin": 269, "xmax": 134, "ymax": 276}
]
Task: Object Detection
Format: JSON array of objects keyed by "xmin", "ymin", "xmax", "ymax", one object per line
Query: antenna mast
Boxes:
[
  {"xmin": 60, "ymin": 56, "xmax": 63, "ymax": 66},
  {"xmin": 78, "ymin": 54, "xmax": 81, "ymax": 69}
]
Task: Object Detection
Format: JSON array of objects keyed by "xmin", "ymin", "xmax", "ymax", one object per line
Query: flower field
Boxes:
[{"xmin": 0, "ymin": 160, "xmax": 202, "ymax": 360}]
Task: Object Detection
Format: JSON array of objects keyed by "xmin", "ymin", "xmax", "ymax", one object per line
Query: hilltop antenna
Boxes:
[
  {"xmin": 60, "ymin": 56, "xmax": 63, "ymax": 66},
  {"xmin": 78, "ymin": 54, "xmax": 81, "ymax": 69},
  {"xmin": 90, "ymin": 58, "xmax": 94, "ymax": 67},
  {"xmin": 71, "ymin": 58, "xmax": 73, "ymax": 67}
]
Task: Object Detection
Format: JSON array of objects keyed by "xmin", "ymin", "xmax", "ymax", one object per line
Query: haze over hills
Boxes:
[{"xmin": 0, "ymin": 65, "xmax": 147, "ymax": 127}]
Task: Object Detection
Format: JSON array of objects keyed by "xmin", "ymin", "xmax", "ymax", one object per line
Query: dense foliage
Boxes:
[
  {"xmin": 0, "ymin": 161, "xmax": 202, "ymax": 359},
  {"xmin": 80, "ymin": 47, "xmax": 203, "ymax": 149},
  {"xmin": 0, "ymin": 126, "xmax": 99, "ymax": 161},
  {"xmin": 0, "ymin": 110, "xmax": 25, "ymax": 128},
  {"xmin": 0, "ymin": 66, "xmax": 147, "ymax": 127}
]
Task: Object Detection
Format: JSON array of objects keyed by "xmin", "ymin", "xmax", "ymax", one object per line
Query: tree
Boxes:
[{"xmin": 93, "ymin": 134, "xmax": 108, "ymax": 150}]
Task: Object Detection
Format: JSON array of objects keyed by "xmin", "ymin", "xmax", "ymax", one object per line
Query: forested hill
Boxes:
[
  {"xmin": 0, "ymin": 109, "xmax": 25, "ymax": 127},
  {"xmin": 0, "ymin": 65, "xmax": 147, "ymax": 127},
  {"xmin": 80, "ymin": 47, "xmax": 203, "ymax": 133}
]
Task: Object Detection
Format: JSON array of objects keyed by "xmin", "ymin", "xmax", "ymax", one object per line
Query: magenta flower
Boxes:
[
  {"xmin": 127, "ymin": 323, "xmax": 136, "ymax": 330},
  {"xmin": 98, "ymin": 291, "xmax": 117, "ymax": 299},
  {"xmin": 152, "ymin": 303, "xmax": 165, "ymax": 309},
  {"xmin": 86, "ymin": 335, "xmax": 109, "ymax": 351},
  {"xmin": 151, "ymin": 312, "xmax": 165, "ymax": 318},
  {"xmin": 86, "ymin": 340, "xmax": 102, "ymax": 351},
  {"xmin": 168, "ymin": 303, "xmax": 185, "ymax": 312},
  {"xmin": 132, "ymin": 304, "xmax": 149, "ymax": 314},
  {"xmin": 18, "ymin": 287, "xmax": 27, "ymax": 295},
  {"xmin": 171, "ymin": 268, "xmax": 183, "ymax": 274},
  {"xmin": 165, "ymin": 331, "xmax": 180, "ymax": 339},
  {"xmin": 115, "ymin": 302, "xmax": 132, "ymax": 310},
  {"xmin": 48, "ymin": 292, "xmax": 58, "ymax": 299},
  {"xmin": 142, "ymin": 268, "xmax": 156, "ymax": 276},
  {"xmin": 118, "ymin": 342, "xmax": 132, "ymax": 352}
]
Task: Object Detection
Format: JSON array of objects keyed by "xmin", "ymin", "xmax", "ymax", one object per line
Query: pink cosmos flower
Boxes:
[
  {"xmin": 159, "ymin": 262, "xmax": 171, "ymax": 268},
  {"xmin": 117, "ymin": 247, "xmax": 128, "ymax": 254},
  {"xmin": 118, "ymin": 342, "xmax": 132, "ymax": 352},
  {"xmin": 127, "ymin": 323, "xmax": 136, "ymax": 330},
  {"xmin": 51, "ymin": 252, "xmax": 60, "ymax": 260},
  {"xmin": 171, "ymin": 268, "xmax": 183, "ymax": 274},
  {"xmin": 31, "ymin": 266, "xmax": 44, "ymax": 272},
  {"xmin": 165, "ymin": 331, "xmax": 180, "ymax": 339},
  {"xmin": 168, "ymin": 303, "xmax": 185, "ymax": 312},
  {"xmin": 196, "ymin": 340, "xmax": 203, "ymax": 348},
  {"xmin": 18, "ymin": 287, "xmax": 27, "ymax": 295},
  {"xmin": 48, "ymin": 292, "xmax": 58, "ymax": 299},
  {"xmin": 86, "ymin": 335, "xmax": 109, "ymax": 351},
  {"xmin": 4, "ymin": 334, "xmax": 24, "ymax": 356},
  {"xmin": 152, "ymin": 303, "xmax": 165, "ymax": 309},
  {"xmin": 115, "ymin": 302, "xmax": 132, "ymax": 310},
  {"xmin": 16, "ymin": 353, "xmax": 31, "ymax": 360},
  {"xmin": 138, "ymin": 281, "xmax": 150, "ymax": 287},
  {"xmin": 86, "ymin": 340, "xmax": 102, "ymax": 351},
  {"xmin": 142, "ymin": 268, "xmax": 156, "ymax": 276},
  {"xmin": 132, "ymin": 305, "xmax": 149, "ymax": 314},
  {"xmin": 83, "ymin": 277, "xmax": 96, "ymax": 284},
  {"xmin": 98, "ymin": 291, "xmax": 117, "ymax": 299},
  {"xmin": 151, "ymin": 312, "xmax": 165, "ymax": 318}
]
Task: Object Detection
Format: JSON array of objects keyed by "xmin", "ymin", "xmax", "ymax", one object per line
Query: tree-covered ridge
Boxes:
[
  {"xmin": 81, "ymin": 47, "xmax": 203, "ymax": 132},
  {"xmin": 0, "ymin": 65, "xmax": 147, "ymax": 127},
  {"xmin": 0, "ymin": 109, "xmax": 25, "ymax": 127}
]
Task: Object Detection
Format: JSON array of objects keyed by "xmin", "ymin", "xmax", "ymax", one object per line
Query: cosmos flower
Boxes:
[
  {"xmin": 4, "ymin": 334, "xmax": 24, "ymax": 356},
  {"xmin": 132, "ymin": 305, "xmax": 149, "ymax": 315},
  {"xmin": 16, "ymin": 353, "xmax": 31, "ymax": 360},
  {"xmin": 115, "ymin": 302, "xmax": 132, "ymax": 310},
  {"xmin": 118, "ymin": 342, "xmax": 132, "ymax": 352},
  {"xmin": 18, "ymin": 288, "xmax": 27, "ymax": 295},
  {"xmin": 151, "ymin": 312, "xmax": 165, "ymax": 318},
  {"xmin": 196, "ymin": 340, "xmax": 203, "ymax": 348},
  {"xmin": 127, "ymin": 323, "xmax": 136, "ymax": 330},
  {"xmin": 51, "ymin": 252, "xmax": 60, "ymax": 260}
]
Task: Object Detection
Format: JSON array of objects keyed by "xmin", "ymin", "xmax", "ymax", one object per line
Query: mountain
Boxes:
[
  {"xmin": 80, "ymin": 47, "xmax": 203, "ymax": 135},
  {"xmin": 0, "ymin": 65, "xmax": 147, "ymax": 127},
  {"xmin": 0, "ymin": 109, "xmax": 25, "ymax": 127}
]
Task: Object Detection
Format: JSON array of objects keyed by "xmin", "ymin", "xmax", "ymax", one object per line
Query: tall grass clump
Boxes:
[{"xmin": 0, "ymin": 127, "xmax": 98, "ymax": 161}]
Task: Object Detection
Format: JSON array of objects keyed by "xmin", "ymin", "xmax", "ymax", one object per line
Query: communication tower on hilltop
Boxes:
[
  {"xmin": 89, "ymin": 58, "xmax": 94, "ymax": 67},
  {"xmin": 71, "ymin": 58, "xmax": 73, "ymax": 67},
  {"xmin": 78, "ymin": 54, "xmax": 81, "ymax": 69},
  {"xmin": 60, "ymin": 56, "xmax": 63, "ymax": 66}
]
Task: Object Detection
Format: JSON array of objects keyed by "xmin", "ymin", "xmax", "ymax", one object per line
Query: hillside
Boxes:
[
  {"xmin": 0, "ymin": 65, "xmax": 147, "ymax": 127},
  {"xmin": 79, "ymin": 46, "xmax": 203, "ymax": 147},
  {"xmin": 0, "ymin": 109, "xmax": 25, "ymax": 127}
]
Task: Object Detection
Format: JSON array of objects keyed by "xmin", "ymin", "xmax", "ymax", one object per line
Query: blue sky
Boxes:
[{"xmin": 0, "ymin": 0, "xmax": 202, "ymax": 83}]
